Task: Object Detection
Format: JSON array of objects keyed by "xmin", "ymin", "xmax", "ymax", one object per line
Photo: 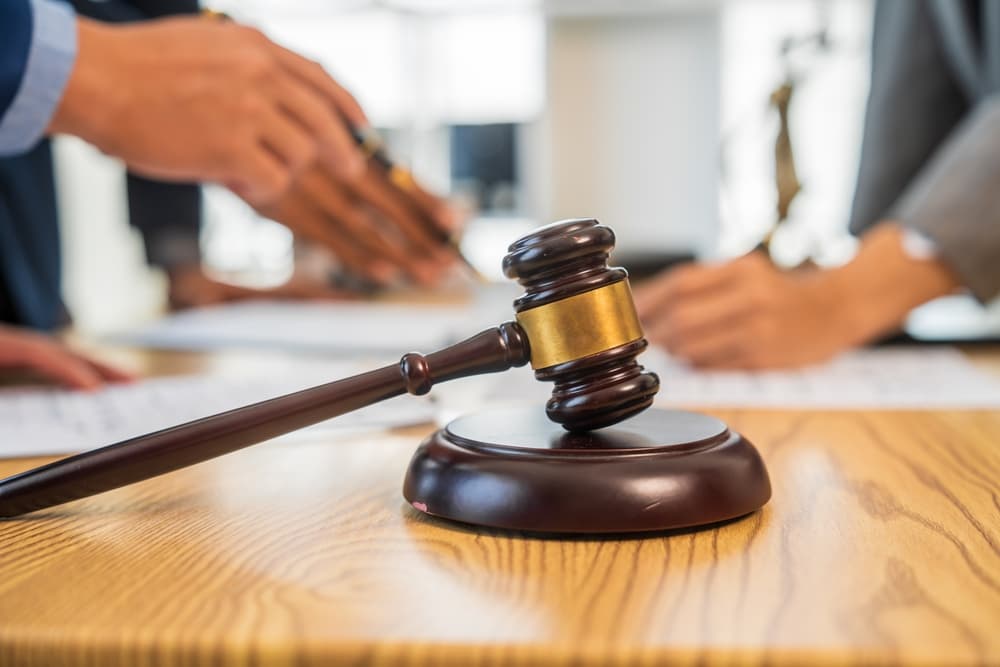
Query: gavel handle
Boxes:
[{"xmin": 0, "ymin": 322, "xmax": 530, "ymax": 518}]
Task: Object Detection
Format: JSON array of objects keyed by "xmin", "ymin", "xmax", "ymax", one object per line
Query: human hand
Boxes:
[
  {"xmin": 634, "ymin": 224, "xmax": 963, "ymax": 370},
  {"xmin": 634, "ymin": 252, "xmax": 860, "ymax": 369},
  {"xmin": 166, "ymin": 265, "xmax": 355, "ymax": 311},
  {"xmin": 0, "ymin": 325, "xmax": 134, "ymax": 390},
  {"xmin": 51, "ymin": 16, "xmax": 367, "ymax": 207},
  {"xmin": 257, "ymin": 161, "xmax": 460, "ymax": 287}
]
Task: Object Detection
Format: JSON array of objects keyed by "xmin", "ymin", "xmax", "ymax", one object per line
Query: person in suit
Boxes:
[
  {"xmin": 636, "ymin": 0, "xmax": 1000, "ymax": 370},
  {"xmin": 0, "ymin": 0, "xmax": 456, "ymax": 388},
  {"xmin": 0, "ymin": 0, "xmax": 204, "ymax": 332}
]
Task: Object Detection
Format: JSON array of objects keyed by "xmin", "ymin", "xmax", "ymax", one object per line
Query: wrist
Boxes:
[
  {"xmin": 48, "ymin": 18, "xmax": 123, "ymax": 151},
  {"xmin": 829, "ymin": 223, "xmax": 961, "ymax": 344},
  {"xmin": 823, "ymin": 261, "xmax": 883, "ymax": 347}
]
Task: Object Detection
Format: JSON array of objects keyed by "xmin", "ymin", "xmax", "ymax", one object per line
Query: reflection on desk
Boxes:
[{"xmin": 0, "ymin": 346, "xmax": 998, "ymax": 666}]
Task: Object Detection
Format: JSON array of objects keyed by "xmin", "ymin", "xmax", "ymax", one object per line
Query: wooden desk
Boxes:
[{"xmin": 1, "ymin": 347, "xmax": 998, "ymax": 666}]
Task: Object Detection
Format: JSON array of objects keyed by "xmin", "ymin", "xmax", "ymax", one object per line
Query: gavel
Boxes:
[{"xmin": 0, "ymin": 219, "xmax": 665, "ymax": 519}]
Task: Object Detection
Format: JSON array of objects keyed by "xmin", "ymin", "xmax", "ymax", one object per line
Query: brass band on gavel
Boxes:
[{"xmin": 514, "ymin": 280, "xmax": 643, "ymax": 370}]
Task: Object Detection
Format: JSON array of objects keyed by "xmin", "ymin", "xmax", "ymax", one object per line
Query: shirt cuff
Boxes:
[
  {"xmin": 899, "ymin": 227, "xmax": 939, "ymax": 261},
  {"xmin": 890, "ymin": 96, "xmax": 1000, "ymax": 303},
  {"xmin": 0, "ymin": 0, "xmax": 77, "ymax": 156}
]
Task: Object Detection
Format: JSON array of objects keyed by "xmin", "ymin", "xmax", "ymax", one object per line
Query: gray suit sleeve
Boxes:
[
  {"xmin": 891, "ymin": 95, "xmax": 1000, "ymax": 302},
  {"xmin": 849, "ymin": 0, "xmax": 1000, "ymax": 302},
  {"xmin": 849, "ymin": 0, "xmax": 968, "ymax": 235}
]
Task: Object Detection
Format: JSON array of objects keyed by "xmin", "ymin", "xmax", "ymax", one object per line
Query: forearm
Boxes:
[
  {"xmin": 47, "ymin": 17, "xmax": 118, "ymax": 151},
  {"xmin": 832, "ymin": 223, "xmax": 961, "ymax": 344}
]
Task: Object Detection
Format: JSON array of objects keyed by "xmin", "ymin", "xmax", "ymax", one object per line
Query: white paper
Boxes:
[
  {"xmin": 643, "ymin": 346, "xmax": 1000, "ymax": 409},
  {"xmin": 114, "ymin": 296, "xmax": 512, "ymax": 354},
  {"xmin": 0, "ymin": 364, "xmax": 436, "ymax": 459},
  {"xmin": 477, "ymin": 346, "xmax": 1000, "ymax": 410}
]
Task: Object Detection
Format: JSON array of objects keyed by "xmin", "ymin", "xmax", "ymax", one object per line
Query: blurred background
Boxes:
[{"xmin": 55, "ymin": 0, "xmax": 875, "ymax": 333}]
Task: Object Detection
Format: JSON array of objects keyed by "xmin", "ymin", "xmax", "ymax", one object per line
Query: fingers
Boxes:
[
  {"xmin": 219, "ymin": 28, "xmax": 365, "ymax": 203},
  {"xmin": 657, "ymin": 323, "xmax": 747, "ymax": 368},
  {"xmin": 637, "ymin": 253, "xmax": 775, "ymax": 328},
  {"xmin": 635, "ymin": 261, "xmax": 741, "ymax": 320},
  {"xmin": 351, "ymin": 166, "xmax": 454, "ymax": 263},
  {"xmin": 84, "ymin": 356, "xmax": 137, "ymax": 384},
  {"xmin": 296, "ymin": 171, "xmax": 404, "ymax": 284},
  {"xmin": 260, "ymin": 161, "xmax": 455, "ymax": 287},
  {"xmin": 648, "ymin": 286, "xmax": 759, "ymax": 352},
  {"xmin": 269, "ymin": 73, "xmax": 363, "ymax": 179},
  {"xmin": 644, "ymin": 291, "xmax": 753, "ymax": 368},
  {"xmin": 326, "ymin": 80, "xmax": 368, "ymax": 128},
  {"xmin": 298, "ymin": 168, "xmax": 445, "ymax": 285},
  {"xmin": 258, "ymin": 102, "xmax": 317, "ymax": 177},
  {"xmin": 267, "ymin": 41, "xmax": 369, "ymax": 127},
  {"xmin": 300, "ymin": 174, "xmax": 405, "ymax": 281},
  {"xmin": 231, "ymin": 147, "xmax": 293, "ymax": 207},
  {"xmin": 0, "ymin": 329, "xmax": 132, "ymax": 390},
  {"xmin": 396, "ymin": 174, "xmax": 461, "ymax": 236},
  {"xmin": 71, "ymin": 19, "xmax": 375, "ymax": 210},
  {"xmin": 636, "ymin": 252, "xmax": 846, "ymax": 370},
  {"xmin": 637, "ymin": 254, "xmax": 778, "ymax": 368},
  {"xmin": 263, "ymin": 187, "xmax": 394, "ymax": 284},
  {"xmin": 248, "ymin": 33, "xmax": 458, "ymax": 282},
  {"xmin": 24, "ymin": 348, "xmax": 105, "ymax": 391},
  {"xmin": 351, "ymin": 160, "xmax": 462, "ymax": 286}
]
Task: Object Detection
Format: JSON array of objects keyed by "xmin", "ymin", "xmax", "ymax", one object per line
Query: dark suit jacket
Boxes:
[
  {"xmin": 0, "ymin": 1, "xmax": 32, "ymax": 123},
  {"xmin": 0, "ymin": 0, "xmax": 201, "ymax": 330},
  {"xmin": 850, "ymin": 0, "xmax": 1000, "ymax": 302}
]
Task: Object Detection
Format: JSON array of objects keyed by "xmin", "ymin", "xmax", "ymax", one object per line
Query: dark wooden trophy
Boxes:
[{"xmin": 0, "ymin": 219, "xmax": 770, "ymax": 533}]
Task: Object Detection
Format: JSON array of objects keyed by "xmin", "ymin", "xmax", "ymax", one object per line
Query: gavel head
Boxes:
[{"xmin": 503, "ymin": 218, "xmax": 660, "ymax": 431}]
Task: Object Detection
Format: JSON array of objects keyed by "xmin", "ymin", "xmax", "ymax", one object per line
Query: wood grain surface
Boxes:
[{"xmin": 1, "ymin": 353, "xmax": 999, "ymax": 666}]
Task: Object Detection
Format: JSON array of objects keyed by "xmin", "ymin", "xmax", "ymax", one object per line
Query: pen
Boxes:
[
  {"xmin": 202, "ymin": 9, "xmax": 486, "ymax": 281},
  {"xmin": 348, "ymin": 125, "xmax": 488, "ymax": 282}
]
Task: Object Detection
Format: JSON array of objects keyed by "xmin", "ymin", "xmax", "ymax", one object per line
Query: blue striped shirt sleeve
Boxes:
[{"xmin": 0, "ymin": 0, "xmax": 77, "ymax": 156}]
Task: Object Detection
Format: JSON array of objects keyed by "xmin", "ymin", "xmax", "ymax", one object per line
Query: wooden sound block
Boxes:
[{"xmin": 403, "ymin": 407, "xmax": 771, "ymax": 534}]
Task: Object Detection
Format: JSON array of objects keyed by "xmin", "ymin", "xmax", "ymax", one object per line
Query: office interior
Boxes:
[{"xmin": 55, "ymin": 0, "xmax": 1000, "ymax": 339}]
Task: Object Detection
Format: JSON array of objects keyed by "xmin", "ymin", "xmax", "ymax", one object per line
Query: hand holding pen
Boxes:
[
  {"xmin": 200, "ymin": 9, "xmax": 474, "ymax": 287},
  {"xmin": 343, "ymin": 124, "xmax": 485, "ymax": 282},
  {"xmin": 256, "ymin": 125, "xmax": 473, "ymax": 288}
]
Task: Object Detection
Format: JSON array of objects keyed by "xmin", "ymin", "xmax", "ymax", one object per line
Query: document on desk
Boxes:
[
  {"xmin": 115, "ymin": 297, "xmax": 510, "ymax": 354},
  {"xmin": 477, "ymin": 346, "xmax": 1000, "ymax": 409},
  {"xmin": 0, "ymin": 364, "xmax": 436, "ymax": 459},
  {"xmin": 643, "ymin": 346, "xmax": 1000, "ymax": 408}
]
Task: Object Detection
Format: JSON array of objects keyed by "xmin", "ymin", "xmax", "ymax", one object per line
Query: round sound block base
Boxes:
[{"xmin": 403, "ymin": 407, "xmax": 771, "ymax": 534}]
